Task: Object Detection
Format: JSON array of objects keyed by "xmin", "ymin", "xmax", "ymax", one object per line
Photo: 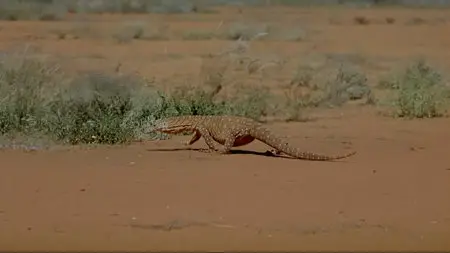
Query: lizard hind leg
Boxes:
[
  {"xmin": 267, "ymin": 141, "xmax": 290, "ymax": 156},
  {"xmin": 203, "ymin": 128, "xmax": 236, "ymax": 155},
  {"xmin": 218, "ymin": 132, "xmax": 236, "ymax": 154}
]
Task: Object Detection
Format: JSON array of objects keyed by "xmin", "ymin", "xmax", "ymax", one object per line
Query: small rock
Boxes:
[{"xmin": 410, "ymin": 146, "xmax": 425, "ymax": 151}]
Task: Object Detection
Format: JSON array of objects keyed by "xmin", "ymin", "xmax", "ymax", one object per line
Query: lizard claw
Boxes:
[
  {"xmin": 198, "ymin": 148, "xmax": 214, "ymax": 153},
  {"xmin": 199, "ymin": 147, "xmax": 229, "ymax": 155},
  {"xmin": 217, "ymin": 148, "xmax": 231, "ymax": 154}
]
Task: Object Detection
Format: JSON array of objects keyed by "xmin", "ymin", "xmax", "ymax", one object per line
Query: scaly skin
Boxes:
[{"xmin": 152, "ymin": 115, "xmax": 356, "ymax": 161}]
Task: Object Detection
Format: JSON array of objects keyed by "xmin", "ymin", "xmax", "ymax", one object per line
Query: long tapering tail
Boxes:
[{"xmin": 251, "ymin": 127, "xmax": 356, "ymax": 161}]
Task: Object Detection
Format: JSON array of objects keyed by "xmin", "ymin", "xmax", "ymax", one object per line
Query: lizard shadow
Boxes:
[
  {"xmin": 146, "ymin": 147, "xmax": 347, "ymax": 162},
  {"xmin": 147, "ymin": 147, "xmax": 278, "ymax": 158}
]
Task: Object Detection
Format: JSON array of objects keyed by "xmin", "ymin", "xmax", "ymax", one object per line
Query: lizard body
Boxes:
[{"xmin": 152, "ymin": 115, "xmax": 356, "ymax": 161}]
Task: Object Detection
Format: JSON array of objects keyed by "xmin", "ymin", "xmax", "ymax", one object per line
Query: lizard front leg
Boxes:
[
  {"xmin": 183, "ymin": 131, "xmax": 211, "ymax": 152},
  {"xmin": 184, "ymin": 131, "xmax": 201, "ymax": 146},
  {"xmin": 196, "ymin": 127, "xmax": 235, "ymax": 155},
  {"xmin": 196, "ymin": 127, "xmax": 221, "ymax": 153}
]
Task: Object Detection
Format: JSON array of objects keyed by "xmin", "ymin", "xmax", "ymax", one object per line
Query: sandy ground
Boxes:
[
  {"xmin": 1, "ymin": 6, "xmax": 450, "ymax": 251},
  {"xmin": 1, "ymin": 107, "xmax": 449, "ymax": 251}
]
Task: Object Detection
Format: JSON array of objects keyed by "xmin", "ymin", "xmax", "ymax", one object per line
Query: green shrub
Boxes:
[
  {"xmin": 391, "ymin": 60, "xmax": 449, "ymax": 118},
  {"xmin": 44, "ymin": 72, "xmax": 144, "ymax": 144},
  {"xmin": 0, "ymin": 57, "xmax": 60, "ymax": 135}
]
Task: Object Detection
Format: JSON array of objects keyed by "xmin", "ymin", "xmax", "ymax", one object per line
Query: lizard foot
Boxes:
[
  {"xmin": 265, "ymin": 149, "xmax": 283, "ymax": 156},
  {"xmin": 198, "ymin": 148, "xmax": 215, "ymax": 153},
  {"xmin": 217, "ymin": 147, "xmax": 232, "ymax": 154},
  {"xmin": 182, "ymin": 140, "xmax": 193, "ymax": 146}
]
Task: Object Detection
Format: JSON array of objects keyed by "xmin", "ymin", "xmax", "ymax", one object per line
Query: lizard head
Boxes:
[{"xmin": 151, "ymin": 117, "xmax": 193, "ymax": 134}]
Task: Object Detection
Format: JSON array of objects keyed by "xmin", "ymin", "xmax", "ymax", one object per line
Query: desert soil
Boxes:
[{"xmin": 1, "ymin": 6, "xmax": 450, "ymax": 251}]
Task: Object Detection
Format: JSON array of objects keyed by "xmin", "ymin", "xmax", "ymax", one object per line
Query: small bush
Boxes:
[
  {"xmin": 45, "ymin": 72, "xmax": 145, "ymax": 144},
  {"xmin": 225, "ymin": 22, "xmax": 269, "ymax": 41},
  {"xmin": 281, "ymin": 63, "xmax": 373, "ymax": 121},
  {"xmin": 112, "ymin": 22, "xmax": 146, "ymax": 43},
  {"xmin": 390, "ymin": 60, "xmax": 449, "ymax": 118},
  {"xmin": 227, "ymin": 86, "xmax": 271, "ymax": 120},
  {"xmin": 283, "ymin": 65, "xmax": 319, "ymax": 121},
  {"xmin": 354, "ymin": 16, "xmax": 370, "ymax": 25},
  {"xmin": 319, "ymin": 65, "xmax": 372, "ymax": 107},
  {"xmin": 0, "ymin": 57, "xmax": 61, "ymax": 135}
]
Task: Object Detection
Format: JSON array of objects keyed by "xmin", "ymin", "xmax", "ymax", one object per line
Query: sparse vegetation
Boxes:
[
  {"xmin": 0, "ymin": 0, "xmax": 449, "ymax": 21},
  {"xmin": 381, "ymin": 60, "xmax": 449, "ymax": 118},
  {"xmin": 182, "ymin": 30, "xmax": 216, "ymax": 41},
  {"xmin": 225, "ymin": 22, "xmax": 269, "ymax": 41},
  {"xmin": 282, "ymin": 65, "xmax": 319, "ymax": 121},
  {"xmin": 282, "ymin": 63, "xmax": 374, "ymax": 121},
  {"xmin": 112, "ymin": 22, "xmax": 170, "ymax": 43},
  {"xmin": 0, "ymin": 0, "xmax": 213, "ymax": 18},
  {"xmin": 0, "ymin": 0, "xmax": 66, "ymax": 21},
  {"xmin": 0, "ymin": 54, "xmax": 273, "ymax": 146},
  {"xmin": 319, "ymin": 65, "xmax": 373, "ymax": 107},
  {"xmin": 0, "ymin": 44, "xmax": 381, "ymax": 148},
  {"xmin": 112, "ymin": 22, "xmax": 146, "ymax": 43}
]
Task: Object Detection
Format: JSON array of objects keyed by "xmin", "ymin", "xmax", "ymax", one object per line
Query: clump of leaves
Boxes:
[{"xmin": 391, "ymin": 59, "xmax": 449, "ymax": 118}]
